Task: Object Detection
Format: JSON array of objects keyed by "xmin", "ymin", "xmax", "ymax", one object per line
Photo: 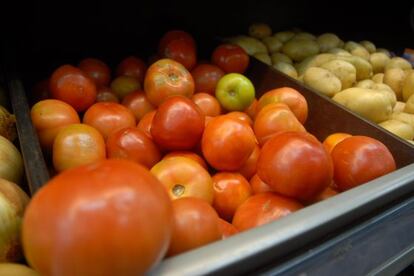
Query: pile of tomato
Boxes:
[{"xmin": 24, "ymin": 30, "xmax": 397, "ymax": 276}]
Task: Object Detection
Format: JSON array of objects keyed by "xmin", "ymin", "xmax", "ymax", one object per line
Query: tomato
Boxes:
[
  {"xmin": 22, "ymin": 159, "xmax": 172, "ymax": 276},
  {"xmin": 52, "ymin": 124, "xmax": 106, "ymax": 172},
  {"xmin": 31, "ymin": 99, "xmax": 80, "ymax": 150},
  {"xmin": 257, "ymin": 131, "xmax": 333, "ymax": 202},
  {"xmin": 237, "ymin": 144, "xmax": 260, "ymax": 180},
  {"xmin": 110, "ymin": 76, "xmax": 141, "ymax": 100},
  {"xmin": 245, "ymin": 98, "xmax": 258, "ymax": 120},
  {"xmin": 191, "ymin": 64, "xmax": 224, "ymax": 94},
  {"xmin": 167, "ymin": 197, "xmax": 220, "ymax": 256},
  {"xmin": 163, "ymin": 151, "xmax": 208, "ymax": 170},
  {"xmin": 191, "ymin": 93, "xmax": 222, "ymax": 117},
  {"xmin": 79, "ymin": 58, "xmax": 111, "ymax": 87},
  {"xmin": 144, "ymin": 59, "xmax": 195, "ymax": 107},
  {"xmin": 232, "ymin": 193, "xmax": 303, "ymax": 231},
  {"xmin": 151, "ymin": 157, "xmax": 213, "ymax": 204},
  {"xmin": 106, "ymin": 127, "xmax": 161, "ymax": 169},
  {"xmin": 163, "ymin": 39, "xmax": 197, "ymax": 70},
  {"xmin": 137, "ymin": 110, "xmax": 156, "ymax": 139},
  {"xmin": 250, "ymin": 174, "xmax": 273, "ymax": 194},
  {"xmin": 331, "ymin": 136, "xmax": 396, "ymax": 191},
  {"xmin": 122, "ymin": 91, "xmax": 155, "ymax": 121},
  {"xmin": 323, "ymin": 132, "xmax": 352, "ymax": 154},
  {"xmin": 211, "ymin": 44, "xmax": 249, "ymax": 74},
  {"xmin": 218, "ymin": 218, "xmax": 239, "ymax": 239},
  {"xmin": 83, "ymin": 102, "xmax": 136, "ymax": 140},
  {"xmin": 225, "ymin": 111, "xmax": 253, "ymax": 127},
  {"xmin": 151, "ymin": 96, "xmax": 204, "ymax": 151},
  {"xmin": 116, "ymin": 56, "xmax": 147, "ymax": 84},
  {"xmin": 96, "ymin": 86, "xmax": 120, "ymax": 103},
  {"xmin": 309, "ymin": 186, "xmax": 339, "ymax": 204},
  {"xmin": 49, "ymin": 65, "xmax": 97, "ymax": 112},
  {"xmin": 202, "ymin": 116, "xmax": 257, "ymax": 171},
  {"xmin": 257, "ymin": 87, "xmax": 308, "ymax": 124},
  {"xmin": 158, "ymin": 30, "xmax": 196, "ymax": 56},
  {"xmin": 212, "ymin": 172, "xmax": 252, "ymax": 221},
  {"xmin": 253, "ymin": 103, "xmax": 306, "ymax": 146}
]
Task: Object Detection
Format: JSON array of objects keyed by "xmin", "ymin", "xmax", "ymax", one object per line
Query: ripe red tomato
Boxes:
[
  {"xmin": 151, "ymin": 157, "xmax": 213, "ymax": 204},
  {"xmin": 144, "ymin": 59, "xmax": 195, "ymax": 107},
  {"xmin": 245, "ymin": 98, "xmax": 258, "ymax": 120},
  {"xmin": 96, "ymin": 87, "xmax": 120, "ymax": 103},
  {"xmin": 49, "ymin": 65, "xmax": 97, "ymax": 112},
  {"xmin": 158, "ymin": 30, "xmax": 196, "ymax": 56},
  {"xmin": 151, "ymin": 96, "xmax": 204, "ymax": 151},
  {"xmin": 257, "ymin": 87, "xmax": 308, "ymax": 124},
  {"xmin": 225, "ymin": 111, "xmax": 253, "ymax": 127},
  {"xmin": 83, "ymin": 102, "xmax": 136, "ymax": 140},
  {"xmin": 309, "ymin": 186, "xmax": 339, "ymax": 204},
  {"xmin": 121, "ymin": 91, "xmax": 155, "ymax": 121},
  {"xmin": 163, "ymin": 151, "xmax": 208, "ymax": 170},
  {"xmin": 163, "ymin": 39, "xmax": 197, "ymax": 70},
  {"xmin": 232, "ymin": 192, "xmax": 303, "ymax": 231},
  {"xmin": 212, "ymin": 172, "xmax": 252, "ymax": 221},
  {"xmin": 167, "ymin": 197, "xmax": 220, "ymax": 256},
  {"xmin": 237, "ymin": 144, "xmax": 260, "ymax": 180},
  {"xmin": 218, "ymin": 218, "xmax": 239, "ymax": 239},
  {"xmin": 257, "ymin": 131, "xmax": 333, "ymax": 202},
  {"xmin": 106, "ymin": 127, "xmax": 161, "ymax": 169},
  {"xmin": 191, "ymin": 93, "xmax": 222, "ymax": 117},
  {"xmin": 79, "ymin": 58, "xmax": 111, "ymax": 87},
  {"xmin": 137, "ymin": 110, "xmax": 156, "ymax": 139},
  {"xmin": 31, "ymin": 99, "xmax": 80, "ymax": 150},
  {"xmin": 191, "ymin": 64, "xmax": 225, "ymax": 94},
  {"xmin": 331, "ymin": 136, "xmax": 396, "ymax": 191},
  {"xmin": 212, "ymin": 44, "xmax": 249, "ymax": 74},
  {"xmin": 23, "ymin": 159, "xmax": 172, "ymax": 276},
  {"xmin": 202, "ymin": 116, "xmax": 257, "ymax": 171},
  {"xmin": 116, "ymin": 56, "xmax": 147, "ymax": 84},
  {"xmin": 250, "ymin": 174, "xmax": 273, "ymax": 194},
  {"xmin": 323, "ymin": 132, "xmax": 352, "ymax": 154}
]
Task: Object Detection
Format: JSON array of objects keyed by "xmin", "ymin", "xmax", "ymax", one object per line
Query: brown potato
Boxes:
[
  {"xmin": 320, "ymin": 59, "xmax": 356, "ymax": 89},
  {"xmin": 304, "ymin": 67, "xmax": 342, "ymax": 97},
  {"xmin": 384, "ymin": 67, "xmax": 407, "ymax": 100}
]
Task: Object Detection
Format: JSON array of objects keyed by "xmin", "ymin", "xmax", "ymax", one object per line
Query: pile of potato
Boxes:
[{"xmin": 227, "ymin": 23, "xmax": 414, "ymax": 143}]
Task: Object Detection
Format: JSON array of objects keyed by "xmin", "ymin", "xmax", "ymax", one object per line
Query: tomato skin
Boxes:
[
  {"xmin": 331, "ymin": 136, "xmax": 396, "ymax": 191},
  {"xmin": 212, "ymin": 44, "xmax": 249, "ymax": 74},
  {"xmin": 110, "ymin": 76, "xmax": 141, "ymax": 100},
  {"xmin": 144, "ymin": 59, "xmax": 195, "ymax": 107},
  {"xmin": 96, "ymin": 87, "xmax": 120, "ymax": 103},
  {"xmin": 191, "ymin": 64, "xmax": 225, "ymax": 94},
  {"xmin": 167, "ymin": 197, "xmax": 220, "ymax": 256},
  {"xmin": 137, "ymin": 110, "xmax": 156, "ymax": 139},
  {"xmin": 121, "ymin": 91, "xmax": 155, "ymax": 121},
  {"xmin": 163, "ymin": 151, "xmax": 208, "ymax": 170},
  {"xmin": 232, "ymin": 192, "xmax": 303, "ymax": 231},
  {"xmin": 50, "ymin": 65, "xmax": 97, "ymax": 112},
  {"xmin": 22, "ymin": 159, "xmax": 173, "ymax": 276},
  {"xmin": 250, "ymin": 174, "xmax": 273, "ymax": 194},
  {"xmin": 116, "ymin": 56, "xmax": 147, "ymax": 84},
  {"xmin": 158, "ymin": 30, "xmax": 196, "ymax": 56},
  {"xmin": 309, "ymin": 186, "xmax": 339, "ymax": 204},
  {"xmin": 151, "ymin": 157, "xmax": 214, "ymax": 204},
  {"xmin": 202, "ymin": 116, "xmax": 257, "ymax": 171},
  {"xmin": 218, "ymin": 218, "xmax": 239, "ymax": 239},
  {"xmin": 225, "ymin": 111, "xmax": 253, "ymax": 127},
  {"xmin": 237, "ymin": 144, "xmax": 260, "ymax": 180},
  {"xmin": 151, "ymin": 96, "xmax": 204, "ymax": 151},
  {"xmin": 192, "ymin": 93, "xmax": 222, "ymax": 117},
  {"xmin": 257, "ymin": 131, "xmax": 333, "ymax": 202},
  {"xmin": 79, "ymin": 58, "xmax": 111, "ymax": 87},
  {"xmin": 106, "ymin": 127, "xmax": 161, "ymax": 169},
  {"xmin": 245, "ymin": 98, "xmax": 258, "ymax": 120},
  {"xmin": 323, "ymin": 132, "xmax": 352, "ymax": 154},
  {"xmin": 212, "ymin": 172, "xmax": 252, "ymax": 221},
  {"xmin": 83, "ymin": 102, "xmax": 136, "ymax": 140},
  {"xmin": 163, "ymin": 39, "xmax": 197, "ymax": 70}
]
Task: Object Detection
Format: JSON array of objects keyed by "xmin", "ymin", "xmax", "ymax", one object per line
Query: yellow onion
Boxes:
[
  {"xmin": 0, "ymin": 263, "xmax": 39, "ymax": 276},
  {"xmin": 0, "ymin": 106, "xmax": 16, "ymax": 142},
  {"xmin": 0, "ymin": 135, "xmax": 24, "ymax": 183},
  {"xmin": 0, "ymin": 178, "xmax": 30, "ymax": 262}
]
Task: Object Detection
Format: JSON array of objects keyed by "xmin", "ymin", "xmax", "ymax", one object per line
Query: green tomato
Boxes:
[{"xmin": 215, "ymin": 73, "xmax": 255, "ymax": 111}]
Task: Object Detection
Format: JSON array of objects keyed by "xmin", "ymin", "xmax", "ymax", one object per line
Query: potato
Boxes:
[
  {"xmin": 369, "ymin": 52, "xmax": 390, "ymax": 74},
  {"xmin": 282, "ymin": 38, "xmax": 320, "ymax": 62},
  {"xmin": 328, "ymin": 48, "xmax": 352, "ymax": 56},
  {"xmin": 376, "ymin": 48, "xmax": 391, "ymax": 57},
  {"xmin": 248, "ymin": 23, "xmax": 272, "ymax": 39},
  {"xmin": 404, "ymin": 93, "xmax": 414, "ymax": 114},
  {"xmin": 317, "ymin": 33, "xmax": 341, "ymax": 52},
  {"xmin": 360, "ymin": 40, "xmax": 376, "ymax": 53},
  {"xmin": 336, "ymin": 55, "xmax": 373, "ymax": 80},
  {"xmin": 402, "ymin": 71, "xmax": 414, "ymax": 101},
  {"xmin": 332, "ymin": 88, "xmax": 392, "ymax": 123},
  {"xmin": 271, "ymin": 52, "xmax": 292, "ymax": 65},
  {"xmin": 385, "ymin": 57, "xmax": 412, "ymax": 71},
  {"xmin": 228, "ymin": 36, "xmax": 268, "ymax": 55},
  {"xmin": 262, "ymin": 36, "xmax": 283, "ymax": 53},
  {"xmin": 253, "ymin": 53, "xmax": 272, "ymax": 65},
  {"xmin": 372, "ymin": 73, "xmax": 384, "ymax": 83},
  {"xmin": 393, "ymin": 101, "xmax": 406, "ymax": 113},
  {"xmin": 293, "ymin": 32, "xmax": 316, "ymax": 40},
  {"xmin": 390, "ymin": 112, "xmax": 414, "ymax": 127},
  {"xmin": 344, "ymin": 41, "xmax": 370, "ymax": 60},
  {"xmin": 303, "ymin": 67, "xmax": 342, "ymax": 97},
  {"xmin": 356, "ymin": 79, "xmax": 375, "ymax": 89},
  {"xmin": 354, "ymin": 80, "xmax": 396, "ymax": 107},
  {"xmin": 379, "ymin": 119, "xmax": 414, "ymax": 140},
  {"xmin": 273, "ymin": 31, "xmax": 295, "ymax": 43},
  {"xmin": 272, "ymin": 62, "xmax": 298, "ymax": 78},
  {"xmin": 384, "ymin": 67, "xmax": 406, "ymax": 100},
  {"xmin": 320, "ymin": 59, "xmax": 356, "ymax": 89},
  {"xmin": 296, "ymin": 53, "xmax": 337, "ymax": 75}
]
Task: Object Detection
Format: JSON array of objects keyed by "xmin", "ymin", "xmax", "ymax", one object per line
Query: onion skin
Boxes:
[
  {"xmin": 0, "ymin": 106, "xmax": 16, "ymax": 142},
  {"xmin": 0, "ymin": 135, "xmax": 24, "ymax": 184}
]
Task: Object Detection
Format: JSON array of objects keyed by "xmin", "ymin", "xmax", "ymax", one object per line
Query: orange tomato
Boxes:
[
  {"xmin": 137, "ymin": 110, "xmax": 156, "ymax": 139},
  {"xmin": 250, "ymin": 174, "xmax": 273, "ymax": 194},
  {"xmin": 121, "ymin": 91, "xmax": 155, "ymax": 121},
  {"xmin": 191, "ymin": 93, "xmax": 222, "ymax": 117},
  {"xmin": 323, "ymin": 132, "xmax": 352, "ymax": 154},
  {"xmin": 96, "ymin": 87, "xmax": 120, "ymax": 103},
  {"xmin": 116, "ymin": 56, "xmax": 147, "ymax": 84},
  {"xmin": 163, "ymin": 151, "xmax": 208, "ymax": 170},
  {"xmin": 162, "ymin": 39, "xmax": 197, "ymax": 70},
  {"xmin": 309, "ymin": 186, "xmax": 339, "ymax": 204},
  {"xmin": 244, "ymin": 98, "xmax": 258, "ymax": 120},
  {"xmin": 110, "ymin": 76, "xmax": 141, "ymax": 100},
  {"xmin": 225, "ymin": 111, "xmax": 253, "ymax": 127},
  {"xmin": 78, "ymin": 58, "xmax": 111, "ymax": 87},
  {"xmin": 212, "ymin": 44, "xmax": 249, "ymax": 74},
  {"xmin": 218, "ymin": 218, "xmax": 239, "ymax": 239},
  {"xmin": 237, "ymin": 144, "xmax": 260, "ymax": 180}
]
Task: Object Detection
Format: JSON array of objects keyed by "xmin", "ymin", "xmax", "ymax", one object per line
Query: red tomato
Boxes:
[
  {"xmin": 52, "ymin": 124, "xmax": 106, "ymax": 172},
  {"xmin": 151, "ymin": 157, "xmax": 213, "ymax": 204},
  {"xmin": 253, "ymin": 103, "xmax": 306, "ymax": 146},
  {"xmin": 257, "ymin": 87, "xmax": 308, "ymax": 124},
  {"xmin": 218, "ymin": 218, "xmax": 239, "ymax": 239},
  {"xmin": 202, "ymin": 116, "xmax": 257, "ymax": 171},
  {"xmin": 163, "ymin": 151, "xmax": 208, "ymax": 170},
  {"xmin": 250, "ymin": 174, "xmax": 273, "ymax": 194},
  {"xmin": 83, "ymin": 102, "xmax": 136, "ymax": 140},
  {"xmin": 49, "ymin": 65, "xmax": 97, "ymax": 112},
  {"xmin": 309, "ymin": 186, "xmax": 339, "ymax": 204},
  {"xmin": 144, "ymin": 59, "xmax": 195, "ymax": 107},
  {"xmin": 191, "ymin": 93, "xmax": 222, "ymax": 117},
  {"xmin": 212, "ymin": 44, "xmax": 249, "ymax": 74},
  {"xmin": 245, "ymin": 98, "xmax": 258, "ymax": 120},
  {"xmin": 96, "ymin": 86, "xmax": 120, "ymax": 103},
  {"xmin": 122, "ymin": 91, "xmax": 155, "ymax": 121},
  {"xmin": 232, "ymin": 192, "xmax": 302, "ymax": 231},
  {"xmin": 110, "ymin": 76, "xmax": 141, "ymax": 100},
  {"xmin": 167, "ymin": 197, "xmax": 220, "ymax": 256},
  {"xmin": 225, "ymin": 111, "xmax": 253, "ymax": 127},
  {"xmin": 23, "ymin": 159, "xmax": 172, "ymax": 276},
  {"xmin": 116, "ymin": 56, "xmax": 147, "ymax": 84},
  {"xmin": 158, "ymin": 30, "xmax": 196, "ymax": 56},
  {"xmin": 79, "ymin": 58, "xmax": 111, "ymax": 87},
  {"xmin": 106, "ymin": 127, "xmax": 161, "ymax": 169},
  {"xmin": 323, "ymin": 132, "xmax": 352, "ymax": 154},
  {"xmin": 237, "ymin": 144, "xmax": 260, "ymax": 180},
  {"xmin": 163, "ymin": 39, "xmax": 197, "ymax": 70},
  {"xmin": 191, "ymin": 64, "xmax": 225, "ymax": 94},
  {"xmin": 331, "ymin": 136, "xmax": 396, "ymax": 191},
  {"xmin": 257, "ymin": 131, "xmax": 333, "ymax": 202},
  {"xmin": 31, "ymin": 99, "xmax": 80, "ymax": 150},
  {"xmin": 137, "ymin": 110, "xmax": 156, "ymax": 139},
  {"xmin": 151, "ymin": 96, "xmax": 204, "ymax": 151},
  {"xmin": 212, "ymin": 173, "xmax": 252, "ymax": 221}
]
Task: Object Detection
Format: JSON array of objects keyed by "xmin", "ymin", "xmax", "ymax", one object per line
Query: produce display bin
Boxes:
[{"xmin": 2, "ymin": 0, "xmax": 414, "ymax": 274}]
